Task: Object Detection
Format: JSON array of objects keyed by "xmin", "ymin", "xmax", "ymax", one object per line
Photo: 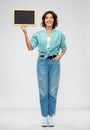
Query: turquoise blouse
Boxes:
[{"xmin": 31, "ymin": 29, "xmax": 67, "ymax": 58}]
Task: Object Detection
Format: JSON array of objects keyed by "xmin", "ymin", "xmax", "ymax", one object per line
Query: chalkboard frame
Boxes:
[{"xmin": 12, "ymin": 9, "xmax": 36, "ymax": 26}]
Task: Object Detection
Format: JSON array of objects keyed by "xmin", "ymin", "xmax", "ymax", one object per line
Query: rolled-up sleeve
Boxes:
[
  {"xmin": 60, "ymin": 33, "xmax": 67, "ymax": 50},
  {"xmin": 30, "ymin": 33, "xmax": 38, "ymax": 49}
]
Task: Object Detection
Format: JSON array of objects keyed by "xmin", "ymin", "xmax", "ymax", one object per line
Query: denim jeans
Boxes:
[{"xmin": 37, "ymin": 57, "xmax": 60, "ymax": 117}]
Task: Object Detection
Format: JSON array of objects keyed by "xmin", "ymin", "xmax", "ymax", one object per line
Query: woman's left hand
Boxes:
[
  {"xmin": 54, "ymin": 50, "xmax": 66, "ymax": 61},
  {"xmin": 53, "ymin": 55, "xmax": 61, "ymax": 61}
]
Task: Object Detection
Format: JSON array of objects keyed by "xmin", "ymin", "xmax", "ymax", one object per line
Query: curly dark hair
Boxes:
[{"xmin": 41, "ymin": 11, "xmax": 58, "ymax": 29}]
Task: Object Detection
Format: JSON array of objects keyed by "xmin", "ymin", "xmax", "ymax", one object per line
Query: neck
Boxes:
[{"xmin": 46, "ymin": 27, "xmax": 52, "ymax": 32}]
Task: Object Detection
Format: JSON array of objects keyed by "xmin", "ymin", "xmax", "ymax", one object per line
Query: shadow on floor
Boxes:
[{"xmin": 0, "ymin": 123, "xmax": 89, "ymax": 130}]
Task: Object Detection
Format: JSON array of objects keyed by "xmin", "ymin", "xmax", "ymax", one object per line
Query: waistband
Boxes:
[{"xmin": 40, "ymin": 55, "xmax": 57, "ymax": 59}]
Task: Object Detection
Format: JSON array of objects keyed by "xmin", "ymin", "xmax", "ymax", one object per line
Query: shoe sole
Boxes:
[
  {"xmin": 42, "ymin": 125, "xmax": 48, "ymax": 127},
  {"xmin": 48, "ymin": 125, "xmax": 55, "ymax": 127}
]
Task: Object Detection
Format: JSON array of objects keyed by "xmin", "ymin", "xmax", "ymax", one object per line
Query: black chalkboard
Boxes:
[{"xmin": 12, "ymin": 9, "xmax": 36, "ymax": 26}]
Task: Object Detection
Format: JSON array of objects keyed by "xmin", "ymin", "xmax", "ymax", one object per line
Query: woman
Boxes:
[{"xmin": 21, "ymin": 10, "xmax": 67, "ymax": 127}]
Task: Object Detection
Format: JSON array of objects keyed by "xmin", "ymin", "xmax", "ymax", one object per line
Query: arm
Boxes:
[
  {"xmin": 54, "ymin": 32, "xmax": 67, "ymax": 61},
  {"xmin": 21, "ymin": 25, "xmax": 33, "ymax": 51}
]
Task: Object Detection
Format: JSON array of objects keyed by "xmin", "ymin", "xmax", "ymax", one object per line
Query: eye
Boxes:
[
  {"xmin": 45, "ymin": 16, "xmax": 49, "ymax": 19},
  {"xmin": 50, "ymin": 17, "xmax": 54, "ymax": 19}
]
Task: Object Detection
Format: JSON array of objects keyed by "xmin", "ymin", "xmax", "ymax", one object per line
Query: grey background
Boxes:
[{"xmin": 0, "ymin": 0, "xmax": 89, "ymax": 109}]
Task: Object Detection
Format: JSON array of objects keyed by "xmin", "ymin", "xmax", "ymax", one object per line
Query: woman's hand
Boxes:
[
  {"xmin": 53, "ymin": 55, "xmax": 61, "ymax": 61},
  {"xmin": 21, "ymin": 24, "xmax": 28, "ymax": 33},
  {"xmin": 53, "ymin": 50, "xmax": 66, "ymax": 61}
]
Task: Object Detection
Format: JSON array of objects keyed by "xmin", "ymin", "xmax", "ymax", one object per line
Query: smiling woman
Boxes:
[
  {"xmin": 21, "ymin": 10, "xmax": 67, "ymax": 127},
  {"xmin": 41, "ymin": 10, "xmax": 58, "ymax": 30}
]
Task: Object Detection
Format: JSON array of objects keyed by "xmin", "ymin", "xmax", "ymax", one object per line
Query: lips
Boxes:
[{"xmin": 47, "ymin": 22, "xmax": 52, "ymax": 24}]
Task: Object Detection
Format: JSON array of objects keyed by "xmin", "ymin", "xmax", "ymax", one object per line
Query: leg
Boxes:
[
  {"xmin": 48, "ymin": 59, "xmax": 60, "ymax": 116},
  {"xmin": 37, "ymin": 57, "xmax": 49, "ymax": 117}
]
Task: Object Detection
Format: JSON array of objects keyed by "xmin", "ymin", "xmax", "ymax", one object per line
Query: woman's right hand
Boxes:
[{"xmin": 21, "ymin": 24, "xmax": 28, "ymax": 33}]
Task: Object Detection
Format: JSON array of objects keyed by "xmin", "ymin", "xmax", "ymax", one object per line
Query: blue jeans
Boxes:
[{"xmin": 37, "ymin": 57, "xmax": 60, "ymax": 117}]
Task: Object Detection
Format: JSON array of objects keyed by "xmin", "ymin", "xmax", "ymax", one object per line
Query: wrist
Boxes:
[
  {"xmin": 59, "ymin": 55, "xmax": 62, "ymax": 59},
  {"xmin": 24, "ymin": 30, "xmax": 28, "ymax": 34}
]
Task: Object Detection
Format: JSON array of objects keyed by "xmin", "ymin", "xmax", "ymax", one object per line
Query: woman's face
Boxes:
[{"xmin": 44, "ymin": 13, "xmax": 54, "ymax": 28}]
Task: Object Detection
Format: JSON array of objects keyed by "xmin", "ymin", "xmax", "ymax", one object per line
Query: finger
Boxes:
[
  {"xmin": 25, "ymin": 24, "xmax": 28, "ymax": 28},
  {"xmin": 20, "ymin": 24, "xmax": 24, "ymax": 28}
]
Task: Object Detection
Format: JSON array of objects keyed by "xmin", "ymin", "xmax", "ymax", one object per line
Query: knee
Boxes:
[
  {"xmin": 40, "ymin": 93, "xmax": 48, "ymax": 101},
  {"xmin": 49, "ymin": 89, "xmax": 58, "ymax": 98}
]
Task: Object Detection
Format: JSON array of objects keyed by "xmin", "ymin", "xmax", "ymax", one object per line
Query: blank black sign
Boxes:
[{"xmin": 13, "ymin": 9, "xmax": 36, "ymax": 26}]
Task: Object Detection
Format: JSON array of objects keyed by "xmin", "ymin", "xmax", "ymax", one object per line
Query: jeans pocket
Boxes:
[
  {"xmin": 53, "ymin": 58, "xmax": 60, "ymax": 63},
  {"xmin": 38, "ymin": 57, "xmax": 45, "ymax": 61}
]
